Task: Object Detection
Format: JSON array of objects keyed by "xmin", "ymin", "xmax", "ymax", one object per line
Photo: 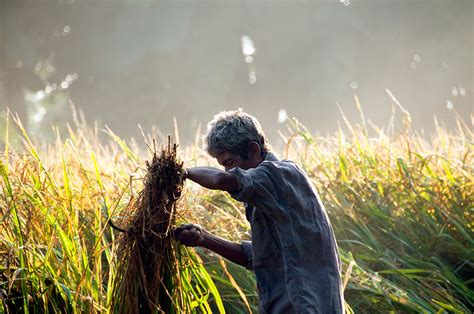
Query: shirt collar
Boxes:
[{"xmin": 264, "ymin": 151, "xmax": 279, "ymax": 162}]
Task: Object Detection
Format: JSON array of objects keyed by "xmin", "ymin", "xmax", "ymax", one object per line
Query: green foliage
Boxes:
[{"xmin": 1, "ymin": 107, "xmax": 472, "ymax": 313}]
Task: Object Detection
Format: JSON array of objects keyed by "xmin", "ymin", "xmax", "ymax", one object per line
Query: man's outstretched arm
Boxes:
[
  {"xmin": 186, "ymin": 167, "xmax": 240, "ymax": 192},
  {"xmin": 174, "ymin": 224, "xmax": 248, "ymax": 268}
]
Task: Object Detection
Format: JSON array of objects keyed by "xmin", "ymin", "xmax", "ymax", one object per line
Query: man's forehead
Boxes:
[{"xmin": 216, "ymin": 151, "xmax": 238, "ymax": 163}]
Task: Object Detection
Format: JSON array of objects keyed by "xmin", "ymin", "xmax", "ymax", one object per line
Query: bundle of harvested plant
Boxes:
[{"xmin": 111, "ymin": 137, "xmax": 186, "ymax": 313}]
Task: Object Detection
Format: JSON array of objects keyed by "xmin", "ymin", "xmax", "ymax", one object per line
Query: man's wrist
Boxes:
[{"xmin": 199, "ymin": 230, "xmax": 210, "ymax": 248}]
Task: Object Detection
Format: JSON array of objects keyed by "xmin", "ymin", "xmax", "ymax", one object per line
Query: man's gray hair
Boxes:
[{"xmin": 204, "ymin": 110, "xmax": 270, "ymax": 159}]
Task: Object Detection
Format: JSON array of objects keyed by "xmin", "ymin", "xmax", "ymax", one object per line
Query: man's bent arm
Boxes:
[
  {"xmin": 174, "ymin": 224, "xmax": 249, "ymax": 268},
  {"xmin": 187, "ymin": 167, "xmax": 240, "ymax": 192}
]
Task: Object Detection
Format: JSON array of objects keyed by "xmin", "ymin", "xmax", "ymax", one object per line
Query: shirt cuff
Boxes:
[{"xmin": 241, "ymin": 240, "xmax": 254, "ymax": 270}]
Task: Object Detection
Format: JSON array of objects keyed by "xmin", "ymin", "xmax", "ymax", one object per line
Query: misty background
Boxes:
[{"xmin": 0, "ymin": 0, "xmax": 472, "ymax": 146}]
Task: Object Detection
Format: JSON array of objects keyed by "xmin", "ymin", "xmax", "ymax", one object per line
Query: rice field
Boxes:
[{"xmin": 0, "ymin": 105, "xmax": 472, "ymax": 313}]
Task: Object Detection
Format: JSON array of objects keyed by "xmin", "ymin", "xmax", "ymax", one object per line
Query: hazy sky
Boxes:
[{"xmin": 1, "ymin": 0, "xmax": 472, "ymax": 144}]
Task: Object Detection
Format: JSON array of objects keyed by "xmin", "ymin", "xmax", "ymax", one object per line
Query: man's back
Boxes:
[{"xmin": 229, "ymin": 152, "xmax": 344, "ymax": 313}]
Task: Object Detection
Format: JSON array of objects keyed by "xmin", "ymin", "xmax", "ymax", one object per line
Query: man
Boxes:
[{"xmin": 174, "ymin": 110, "xmax": 344, "ymax": 313}]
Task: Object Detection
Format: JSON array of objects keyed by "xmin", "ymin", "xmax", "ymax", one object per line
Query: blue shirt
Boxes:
[{"xmin": 228, "ymin": 152, "xmax": 344, "ymax": 313}]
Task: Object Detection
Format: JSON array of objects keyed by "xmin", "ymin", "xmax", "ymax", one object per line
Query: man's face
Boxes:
[{"xmin": 216, "ymin": 151, "xmax": 258, "ymax": 171}]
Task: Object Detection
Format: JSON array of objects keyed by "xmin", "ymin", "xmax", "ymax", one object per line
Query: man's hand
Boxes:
[
  {"xmin": 173, "ymin": 223, "xmax": 249, "ymax": 268},
  {"xmin": 173, "ymin": 223, "xmax": 206, "ymax": 247}
]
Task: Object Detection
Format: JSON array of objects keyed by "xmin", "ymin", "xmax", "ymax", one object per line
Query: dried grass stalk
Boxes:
[{"xmin": 112, "ymin": 137, "xmax": 186, "ymax": 313}]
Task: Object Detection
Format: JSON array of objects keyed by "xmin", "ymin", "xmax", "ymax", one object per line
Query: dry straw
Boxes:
[{"xmin": 111, "ymin": 136, "xmax": 186, "ymax": 313}]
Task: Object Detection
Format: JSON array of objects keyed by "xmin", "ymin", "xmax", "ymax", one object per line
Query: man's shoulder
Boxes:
[
  {"xmin": 258, "ymin": 159, "xmax": 303, "ymax": 178},
  {"xmin": 263, "ymin": 151, "xmax": 298, "ymax": 166},
  {"xmin": 255, "ymin": 152, "xmax": 309, "ymax": 181}
]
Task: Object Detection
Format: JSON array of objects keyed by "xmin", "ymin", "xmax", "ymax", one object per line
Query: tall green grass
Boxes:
[{"xmin": 1, "ymin": 103, "xmax": 472, "ymax": 313}]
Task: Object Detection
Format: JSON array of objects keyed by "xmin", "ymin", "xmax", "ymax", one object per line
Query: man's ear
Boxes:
[{"xmin": 247, "ymin": 141, "xmax": 262, "ymax": 160}]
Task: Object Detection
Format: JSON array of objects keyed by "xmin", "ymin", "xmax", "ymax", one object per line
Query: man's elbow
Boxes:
[{"xmin": 215, "ymin": 172, "xmax": 240, "ymax": 192}]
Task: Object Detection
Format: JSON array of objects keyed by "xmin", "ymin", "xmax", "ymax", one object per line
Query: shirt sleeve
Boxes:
[
  {"xmin": 227, "ymin": 162, "xmax": 287, "ymax": 220},
  {"xmin": 241, "ymin": 240, "xmax": 253, "ymax": 270}
]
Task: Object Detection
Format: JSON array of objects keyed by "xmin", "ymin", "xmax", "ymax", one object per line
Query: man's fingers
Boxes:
[
  {"xmin": 173, "ymin": 223, "xmax": 204, "ymax": 248},
  {"xmin": 186, "ymin": 224, "xmax": 202, "ymax": 231},
  {"xmin": 174, "ymin": 228, "xmax": 200, "ymax": 240},
  {"xmin": 172, "ymin": 226, "xmax": 204, "ymax": 247},
  {"xmin": 173, "ymin": 226, "xmax": 184, "ymax": 238},
  {"xmin": 173, "ymin": 223, "xmax": 202, "ymax": 237},
  {"xmin": 175, "ymin": 229, "xmax": 190, "ymax": 240},
  {"xmin": 177, "ymin": 223, "xmax": 200, "ymax": 231},
  {"xmin": 181, "ymin": 234, "xmax": 197, "ymax": 245}
]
